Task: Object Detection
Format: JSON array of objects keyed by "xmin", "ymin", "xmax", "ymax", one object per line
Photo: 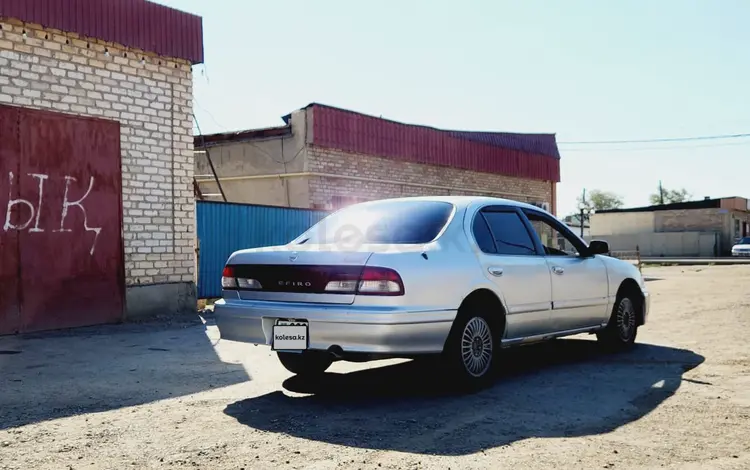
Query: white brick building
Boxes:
[{"xmin": 0, "ymin": 1, "xmax": 203, "ymax": 333}]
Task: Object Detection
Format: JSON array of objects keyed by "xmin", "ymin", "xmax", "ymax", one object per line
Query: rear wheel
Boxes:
[
  {"xmin": 443, "ymin": 307, "xmax": 499, "ymax": 388},
  {"xmin": 597, "ymin": 294, "xmax": 639, "ymax": 351},
  {"xmin": 277, "ymin": 351, "xmax": 332, "ymax": 376}
]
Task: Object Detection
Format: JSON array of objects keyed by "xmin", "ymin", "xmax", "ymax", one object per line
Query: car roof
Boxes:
[{"xmin": 348, "ymin": 195, "xmax": 546, "ymax": 212}]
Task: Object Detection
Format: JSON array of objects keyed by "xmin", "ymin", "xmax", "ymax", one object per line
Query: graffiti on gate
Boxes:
[{"xmin": 3, "ymin": 171, "xmax": 102, "ymax": 255}]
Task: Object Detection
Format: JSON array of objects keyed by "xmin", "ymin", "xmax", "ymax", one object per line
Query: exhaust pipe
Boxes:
[{"xmin": 328, "ymin": 345, "xmax": 344, "ymax": 360}]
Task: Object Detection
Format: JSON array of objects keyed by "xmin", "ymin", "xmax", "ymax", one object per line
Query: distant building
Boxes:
[
  {"xmin": 194, "ymin": 103, "xmax": 561, "ymax": 213},
  {"xmin": 563, "ymin": 214, "xmax": 590, "ymax": 237},
  {"xmin": 590, "ymin": 197, "xmax": 750, "ymax": 256}
]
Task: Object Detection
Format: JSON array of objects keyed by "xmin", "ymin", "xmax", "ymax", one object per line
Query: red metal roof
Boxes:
[
  {"xmin": 0, "ymin": 0, "xmax": 204, "ymax": 64},
  {"xmin": 308, "ymin": 104, "xmax": 561, "ymax": 182}
]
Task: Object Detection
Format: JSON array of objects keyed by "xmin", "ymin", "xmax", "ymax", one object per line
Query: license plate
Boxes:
[{"xmin": 272, "ymin": 319, "xmax": 309, "ymax": 350}]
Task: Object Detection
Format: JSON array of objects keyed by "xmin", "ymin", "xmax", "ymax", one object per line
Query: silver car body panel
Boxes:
[{"xmin": 214, "ymin": 196, "xmax": 649, "ymax": 356}]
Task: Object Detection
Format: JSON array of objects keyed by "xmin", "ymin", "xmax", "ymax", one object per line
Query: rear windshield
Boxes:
[
  {"xmin": 295, "ymin": 200, "xmax": 454, "ymax": 245},
  {"xmin": 740, "ymin": 237, "xmax": 750, "ymax": 244}
]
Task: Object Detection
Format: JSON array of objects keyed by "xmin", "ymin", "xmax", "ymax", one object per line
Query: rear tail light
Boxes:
[
  {"xmin": 221, "ymin": 265, "xmax": 262, "ymax": 291},
  {"xmin": 324, "ymin": 266, "xmax": 404, "ymax": 296},
  {"xmin": 221, "ymin": 266, "xmax": 237, "ymax": 289}
]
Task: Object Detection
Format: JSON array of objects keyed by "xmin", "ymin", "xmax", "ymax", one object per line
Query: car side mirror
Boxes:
[{"xmin": 587, "ymin": 240, "xmax": 609, "ymax": 256}]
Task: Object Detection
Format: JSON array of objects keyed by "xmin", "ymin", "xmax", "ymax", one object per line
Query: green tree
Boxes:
[
  {"xmin": 649, "ymin": 186, "xmax": 691, "ymax": 205},
  {"xmin": 576, "ymin": 189, "xmax": 624, "ymax": 212}
]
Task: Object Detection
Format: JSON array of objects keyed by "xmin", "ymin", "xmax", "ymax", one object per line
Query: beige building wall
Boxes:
[
  {"xmin": 585, "ymin": 232, "xmax": 718, "ymax": 257},
  {"xmin": 653, "ymin": 208, "xmax": 739, "ymax": 251},
  {"xmin": 0, "ymin": 18, "xmax": 196, "ymax": 315},
  {"xmin": 590, "ymin": 212, "xmax": 655, "ymax": 236},
  {"xmin": 591, "ymin": 205, "xmax": 750, "ymax": 254},
  {"xmin": 195, "ymin": 111, "xmax": 310, "ymax": 207}
]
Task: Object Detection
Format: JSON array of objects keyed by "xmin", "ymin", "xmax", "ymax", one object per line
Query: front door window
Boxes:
[{"xmin": 525, "ymin": 214, "xmax": 580, "ymax": 256}]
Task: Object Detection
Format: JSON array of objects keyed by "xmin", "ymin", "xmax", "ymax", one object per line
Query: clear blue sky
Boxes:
[{"xmin": 158, "ymin": 0, "xmax": 750, "ymax": 217}]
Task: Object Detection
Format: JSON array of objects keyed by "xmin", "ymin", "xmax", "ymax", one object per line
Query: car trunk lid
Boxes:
[{"xmin": 224, "ymin": 245, "xmax": 374, "ymax": 304}]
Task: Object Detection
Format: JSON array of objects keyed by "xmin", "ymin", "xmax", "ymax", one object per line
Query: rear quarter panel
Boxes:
[{"xmin": 354, "ymin": 205, "xmax": 506, "ymax": 312}]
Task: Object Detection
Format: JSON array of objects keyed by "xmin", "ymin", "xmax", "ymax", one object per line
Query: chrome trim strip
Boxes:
[
  {"xmin": 552, "ymin": 298, "xmax": 609, "ymax": 310},
  {"xmin": 501, "ymin": 325, "xmax": 603, "ymax": 347},
  {"xmin": 507, "ymin": 302, "xmax": 552, "ymax": 315}
]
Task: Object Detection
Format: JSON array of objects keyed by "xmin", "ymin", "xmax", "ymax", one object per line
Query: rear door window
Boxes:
[
  {"xmin": 472, "ymin": 213, "xmax": 497, "ymax": 253},
  {"xmin": 479, "ymin": 210, "xmax": 537, "ymax": 256}
]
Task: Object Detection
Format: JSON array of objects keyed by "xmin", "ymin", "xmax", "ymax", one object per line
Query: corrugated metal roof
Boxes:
[
  {"xmin": 448, "ymin": 131, "xmax": 560, "ymax": 159},
  {"xmin": 0, "ymin": 0, "xmax": 204, "ymax": 63},
  {"xmin": 308, "ymin": 103, "xmax": 561, "ymax": 182}
]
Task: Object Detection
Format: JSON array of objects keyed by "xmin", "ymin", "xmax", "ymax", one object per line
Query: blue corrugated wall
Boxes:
[{"xmin": 196, "ymin": 201, "xmax": 329, "ymax": 299}]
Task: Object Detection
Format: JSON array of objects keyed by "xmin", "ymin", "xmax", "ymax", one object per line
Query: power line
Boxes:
[
  {"xmin": 558, "ymin": 132, "xmax": 750, "ymax": 145},
  {"xmin": 562, "ymin": 140, "xmax": 750, "ymax": 152},
  {"xmin": 193, "ymin": 112, "xmax": 227, "ymax": 202}
]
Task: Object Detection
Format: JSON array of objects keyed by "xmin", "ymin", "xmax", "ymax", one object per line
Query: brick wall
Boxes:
[
  {"xmin": 306, "ymin": 146, "xmax": 554, "ymax": 210},
  {"xmin": 0, "ymin": 19, "xmax": 195, "ymax": 313},
  {"xmin": 654, "ymin": 209, "xmax": 725, "ymax": 232}
]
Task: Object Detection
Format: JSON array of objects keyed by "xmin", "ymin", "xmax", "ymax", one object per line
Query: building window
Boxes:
[{"xmin": 735, "ymin": 219, "xmax": 741, "ymax": 238}]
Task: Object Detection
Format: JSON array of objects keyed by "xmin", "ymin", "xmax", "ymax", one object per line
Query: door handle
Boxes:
[
  {"xmin": 552, "ymin": 266, "xmax": 564, "ymax": 275},
  {"xmin": 488, "ymin": 267, "xmax": 504, "ymax": 277}
]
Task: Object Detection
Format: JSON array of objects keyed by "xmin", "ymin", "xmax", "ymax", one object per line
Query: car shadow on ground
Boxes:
[
  {"xmin": 0, "ymin": 316, "xmax": 249, "ymax": 430},
  {"xmin": 224, "ymin": 339, "xmax": 704, "ymax": 456}
]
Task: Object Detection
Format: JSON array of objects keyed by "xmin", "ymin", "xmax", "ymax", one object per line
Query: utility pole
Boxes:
[
  {"xmin": 658, "ymin": 180, "xmax": 664, "ymax": 205},
  {"xmin": 579, "ymin": 188, "xmax": 587, "ymax": 237}
]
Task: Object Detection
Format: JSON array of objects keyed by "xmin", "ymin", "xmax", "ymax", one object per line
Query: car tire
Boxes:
[
  {"xmin": 597, "ymin": 293, "xmax": 639, "ymax": 351},
  {"xmin": 277, "ymin": 351, "xmax": 333, "ymax": 376},
  {"xmin": 443, "ymin": 307, "xmax": 499, "ymax": 389}
]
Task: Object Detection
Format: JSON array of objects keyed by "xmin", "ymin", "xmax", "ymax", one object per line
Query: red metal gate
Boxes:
[
  {"xmin": 0, "ymin": 106, "xmax": 21, "ymax": 334},
  {"xmin": 0, "ymin": 105, "xmax": 124, "ymax": 334}
]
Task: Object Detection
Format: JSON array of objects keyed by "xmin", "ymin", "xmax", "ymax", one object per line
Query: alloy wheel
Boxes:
[{"xmin": 461, "ymin": 316, "xmax": 493, "ymax": 377}]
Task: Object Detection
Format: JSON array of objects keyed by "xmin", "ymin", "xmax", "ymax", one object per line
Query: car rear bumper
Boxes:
[{"xmin": 213, "ymin": 299, "xmax": 457, "ymax": 355}]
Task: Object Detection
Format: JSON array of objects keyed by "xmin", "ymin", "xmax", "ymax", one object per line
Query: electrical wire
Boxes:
[
  {"xmin": 561, "ymin": 140, "xmax": 750, "ymax": 152},
  {"xmin": 248, "ymin": 140, "xmax": 306, "ymax": 166},
  {"xmin": 190, "ymin": 103, "xmax": 304, "ymax": 167},
  {"xmin": 193, "ymin": 98, "xmax": 227, "ymax": 132},
  {"xmin": 559, "ymin": 132, "xmax": 750, "ymax": 145},
  {"xmin": 192, "ymin": 112, "xmax": 227, "ymax": 202}
]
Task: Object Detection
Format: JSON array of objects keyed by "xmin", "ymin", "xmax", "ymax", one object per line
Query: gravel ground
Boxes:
[{"xmin": 1, "ymin": 265, "xmax": 749, "ymax": 469}]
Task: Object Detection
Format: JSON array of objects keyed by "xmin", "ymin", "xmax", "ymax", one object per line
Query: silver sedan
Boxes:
[{"xmin": 214, "ymin": 196, "xmax": 650, "ymax": 387}]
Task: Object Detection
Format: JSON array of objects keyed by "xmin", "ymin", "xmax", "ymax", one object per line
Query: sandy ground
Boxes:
[{"xmin": 1, "ymin": 265, "xmax": 749, "ymax": 470}]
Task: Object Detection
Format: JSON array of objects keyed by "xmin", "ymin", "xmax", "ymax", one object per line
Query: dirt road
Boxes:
[{"xmin": 1, "ymin": 265, "xmax": 749, "ymax": 469}]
